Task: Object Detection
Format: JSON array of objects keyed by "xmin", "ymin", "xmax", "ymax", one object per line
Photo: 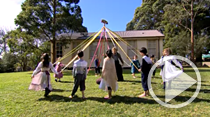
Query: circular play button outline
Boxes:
[{"xmin": 148, "ymin": 55, "xmax": 201, "ymax": 108}]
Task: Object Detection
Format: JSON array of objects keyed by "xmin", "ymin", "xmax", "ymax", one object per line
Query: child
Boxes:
[
  {"xmin": 101, "ymin": 49, "xmax": 118, "ymax": 99},
  {"xmin": 150, "ymin": 55, "xmax": 156, "ymax": 78},
  {"xmin": 130, "ymin": 55, "xmax": 141, "ymax": 78},
  {"xmin": 69, "ymin": 51, "xmax": 87, "ymax": 99},
  {"xmin": 138, "ymin": 47, "xmax": 152, "ymax": 98},
  {"xmin": 158, "ymin": 48, "xmax": 183, "ymax": 89},
  {"xmin": 29, "ymin": 53, "xmax": 58, "ymax": 97},
  {"xmin": 54, "ymin": 57, "xmax": 64, "ymax": 82},
  {"xmin": 94, "ymin": 55, "xmax": 100, "ymax": 76}
]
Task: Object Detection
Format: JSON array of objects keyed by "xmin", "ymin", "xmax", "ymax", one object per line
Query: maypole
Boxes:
[
  {"xmin": 105, "ymin": 27, "xmax": 139, "ymax": 70},
  {"xmin": 61, "ymin": 28, "xmax": 103, "ymax": 72},
  {"xmin": 59, "ymin": 19, "xmax": 141, "ymax": 72}
]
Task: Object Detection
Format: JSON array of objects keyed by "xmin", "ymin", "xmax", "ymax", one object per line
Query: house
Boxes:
[{"xmin": 52, "ymin": 30, "xmax": 164, "ymax": 68}]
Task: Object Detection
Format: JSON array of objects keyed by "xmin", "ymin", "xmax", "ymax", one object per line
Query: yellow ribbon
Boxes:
[
  {"xmin": 61, "ymin": 27, "xmax": 104, "ymax": 72},
  {"xmin": 105, "ymin": 27, "xmax": 139, "ymax": 70},
  {"xmin": 107, "ymin": 28, "xmax": 140, "ymax": 56},
  {"xmin": 53, "ymin": 32, "xmax": 98, "ymax": 65}
]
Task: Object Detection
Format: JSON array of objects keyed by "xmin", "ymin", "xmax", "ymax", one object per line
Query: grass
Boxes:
[{"xmin": 0, "ymin": 68, "xmax": 210, "ymax": 117}]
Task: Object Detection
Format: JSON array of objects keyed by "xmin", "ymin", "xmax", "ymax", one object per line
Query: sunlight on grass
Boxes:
[{"xmin": 0, "ymin": 68, "xmax": 210, "ymax": 116}]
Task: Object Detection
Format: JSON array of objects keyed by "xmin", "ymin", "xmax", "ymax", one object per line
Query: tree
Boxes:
[
  {"xmin": 5, "ymin": 28, "xmax": 51, "ymax": 71},
  {"xmin": 1, "ymin": 53, "xmax": 17, "ymax": 72},
  {"xmin": 6, "ymin": 29, "xmax": 41, "ymax": 71},
  {"xmin": 0, "ymin": 28, "xmax": 10, "ymax": 55},
  {"xmin": 126, "ymin": 0, "xmax": 210, "ymax": 61},
  {"xmin": 163, "ymin": 0, "xmax": 210, "ymax": 61},
  {"xmin": 28, "ymin": 41, "xmax": 51, "ymax": 69},
  {"xmin": 15, "ymin": 0, "xmax": 87, "ymax": 63},
  {"xmin": 126, "ymin": 0, "xmax": 167, "ymax": 31}
]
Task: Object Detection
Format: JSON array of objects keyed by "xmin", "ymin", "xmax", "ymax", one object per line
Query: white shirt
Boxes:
[{"xmin": 72, "ymin": 59, "xmax": 88, "ymax": 76}]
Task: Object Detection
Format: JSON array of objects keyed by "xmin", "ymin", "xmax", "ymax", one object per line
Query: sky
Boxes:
[{"xmin": 0, "ymin": 0, "xmax": 141, "ymax": 32}]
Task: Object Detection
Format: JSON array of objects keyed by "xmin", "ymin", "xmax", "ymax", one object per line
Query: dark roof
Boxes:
[{"xmin": 58, "ymin": 30, "xmax": 164, "ymax": 40}]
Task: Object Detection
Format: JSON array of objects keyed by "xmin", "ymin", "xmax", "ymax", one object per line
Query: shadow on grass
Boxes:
[
  {"xmin": 51, "ymin": 89, "xmax": 71, "ymax": 92},
  {"xmin": 37, "ymin": 94, "xmax": 157, "ymax": 104},
  {"xmin": 171, "ymin": 88, "xmax": 210, "ymax": 93},
  {"xmin": 38, "ymin": 95, "xmax": 75, "ymax": 102},
  {"xmin": 202, "ymin": 84, "xmax": 210, "ymax": 86},
  {"xmin": 87, "ymin": 96, "xmax": 157, "ymax": 104},
  {"xmin": 156, "ymin": 95, "xmax": 210, "ymax": 103}
]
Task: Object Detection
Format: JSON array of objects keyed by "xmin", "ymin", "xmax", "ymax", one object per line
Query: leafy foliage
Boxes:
[
  {"xmin": 14, "ymin": 0, "xmax": 87, "ymax": 62},
  {"xmin": 126, "ymin": 0, "xmax": 210, "ymax": 60},
  {"xmin": 0, "ymin": 53, "xmax": 17, "ymax": 72}
]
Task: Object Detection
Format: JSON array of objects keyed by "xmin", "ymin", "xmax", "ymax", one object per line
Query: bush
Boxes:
[{"xmin": 1, "ymin": 53, "xmax": 17, "ymax": 72}]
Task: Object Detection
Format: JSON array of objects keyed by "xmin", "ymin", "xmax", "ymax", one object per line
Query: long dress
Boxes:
[
  {"xmin": 131, "ymin": 59, "xmax": 141, "ymax": 74},
  {"xmin": 158, "ymin": 55, "xmax": 183, "ymax": 82},
  {"xmin": 29, "ymin": 62, "xmax": 58, "ymax": 91},
  {"xmin": 113, "ymin": 53, "xmax": 124, "ymax": 81},
  {"xmin": 102, "ymin": 57, "xmax": 118, "ymax": 91},
  {"xmin": 54, "ymin": 62, "xmax": 64, "ymax": 79}
]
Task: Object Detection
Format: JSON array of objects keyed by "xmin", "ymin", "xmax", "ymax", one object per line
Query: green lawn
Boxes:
[{"xmin": 0, "ymin": 68, "xmax": 210, "ymax": 117}]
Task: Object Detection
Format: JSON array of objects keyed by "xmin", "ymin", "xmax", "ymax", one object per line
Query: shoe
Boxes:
[
  {"xmin": 69, "ymin": 95, "xmax": 73, "ymax": 98},
  {"xmin": 55, "ymin": 79, "xmax": 57, "ymax": 82},
  {"xmin": 44, "ymin": 88, "xmax": 51, "ymax": 97},
  {"xmin": 58, "ymin": 80, "xmax": 61, "ymax": 82},
  {"xmin": 133, "ymin": 76, "xmax": 136, "ymax": 78}
]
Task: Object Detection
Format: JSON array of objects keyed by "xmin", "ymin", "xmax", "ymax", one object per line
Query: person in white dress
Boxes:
[
  {"xmin": 29, "ymin": 53, "xmax": 58, "ymax": 97},
  {"xmin": 158, "ymin": 48, "xmax": 183, "ymax": 89}
]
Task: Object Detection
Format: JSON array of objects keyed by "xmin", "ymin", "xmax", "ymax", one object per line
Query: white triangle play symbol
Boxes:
[{"xmin": 165, "ymin": 72, "xmax": 197, "ymax": 103}]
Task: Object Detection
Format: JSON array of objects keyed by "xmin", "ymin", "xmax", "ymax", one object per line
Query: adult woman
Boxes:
[
  {"xmin": 112, "ymin": 47, "xmax": 124, "ymax": 81},
  {"xmin": 29, "ymin": 53, "xmax": 58, "ymax": 97},
  {"xmin": 102, "ymin": 49, "xmax": 118, "ymax": 99}
]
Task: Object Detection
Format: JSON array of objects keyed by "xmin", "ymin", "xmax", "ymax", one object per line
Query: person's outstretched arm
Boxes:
[{"xmin": 49, "ymin": 62, "xmax": 58, "ymax": 75}]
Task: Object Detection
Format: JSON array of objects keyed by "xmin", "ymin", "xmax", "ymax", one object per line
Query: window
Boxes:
[
  {"xmin": 148, "ymin": 40, "xmax": 156, "ymax": 57},
  {"xmin": 127, "ymin": 40, "xmax": 137, "ymax": 58},
  {"xmin": 56, "ymin": 43, "xmax": 63, "ymax": 58}
]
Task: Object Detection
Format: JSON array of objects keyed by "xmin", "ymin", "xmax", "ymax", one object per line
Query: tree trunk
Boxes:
[
  {"xmin": 51, "ymin": 0, "xmax": 57, "ymax": 63},
  {"xmin": 3, "ymin": 38, "xmax": 7, "ymax": 53},
  {"xmin": 51, "ymin": 40, "xmax": 56, "ymax": 63},
  {"xmin": 191, "ymin": 0, "xmax": 194, "ymax": 62},
  {"xmin": 23, "ymin": 57, "xmax": 28, "ymax": 71}
]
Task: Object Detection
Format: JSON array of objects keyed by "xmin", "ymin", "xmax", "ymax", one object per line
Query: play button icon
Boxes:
[
  {"xmin": 148, "ymin": 55, "xmax": 201, "ymax": 108},
  {"xmin": 165, "ymin": 72, "xmax": 197, "ymax": 103}
]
